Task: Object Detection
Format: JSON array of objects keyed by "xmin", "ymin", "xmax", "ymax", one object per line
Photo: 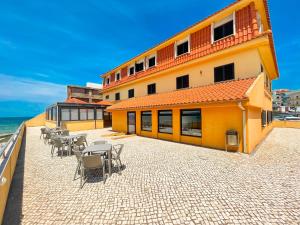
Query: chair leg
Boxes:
[
  {"xmin": 73, "ymin": 163, "xmax": 80, "ymax": 180},
  {"xmin": 51, "ymin": 146, "xmax": 54, "ymax": 157},
  {"xmin": 80, "ymin": 168, "xmax": 85, "ymax": 188},
  {"xmin": 60, "ymin": 147, "xmax": 63, "ymax": 159}
]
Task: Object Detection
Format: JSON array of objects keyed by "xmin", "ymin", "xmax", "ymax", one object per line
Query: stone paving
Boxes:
[{"xmin": 3, "ymin": 127, "xmax": 300, "ymax": 225}]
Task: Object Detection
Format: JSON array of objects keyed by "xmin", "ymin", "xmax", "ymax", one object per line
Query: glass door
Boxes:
[{"xmin": 127, "ymin": 112, "xmax": 136, "ymax": 134}]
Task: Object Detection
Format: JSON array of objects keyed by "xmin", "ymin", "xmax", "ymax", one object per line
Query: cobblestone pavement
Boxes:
[{"xmin": 3, "ymin": 127, "xmax": 300, "ymax": 225}]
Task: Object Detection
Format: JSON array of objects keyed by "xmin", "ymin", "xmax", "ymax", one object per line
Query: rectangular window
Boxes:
[
  {"xmin": 105, "ymin": 95, "xmax": 109, "ymax": 100},
  {"xmin": 148, "ymin": 56, "xmax": 156, "ymax": 68},
  {"xmin": 96, "ymin": 109, "xmax": 103, "ymax": 120},
  {"xmin": 70, "ymin": 108, "xmax": 79, "ymax": 121},
  {"xmin": 267, "ymin": 111, "xmax": 273, "ymax": 124},
  {"xmin": 87, "ymin": 109, "xmax": 94, "ymax": 120},
  {"xmin": 129, "ymin": 66, "xmax": 135, "ymax": 76},
  {"xmin": 158, "ymin": 110, "xmax": 173, "ymax": 134},
  {"xmin": 80, "ymin": 109, "xmax": 87, "ymax": 120},
  {"xmin": 106, "ymin": 77, "xmax": 110, "ymax": 85},
  {"xmin": 135, "ymin": 61, "xmax": 144, "ymax": 73},
  {"xmin": 128, "ymin": 89, "xmax": 134, "ymax": 98},
  {"xmin": 213, "ymin": 14, "xmax": 234, "ymax": 42},
  {"xmin": 115, "ymin": 92, "xmax": 120, "ymax": 100},
  {"xmin": 261, "ymin": 110, "xmax": 267, "ymax": 127},
  {"xmin": 141, "ymin": 111, "xmax": 152, "ymax": 131},
  {"xmin": 176, "ymin": 75, "xmax": 189, "ymax": 89},
  {"xmin": 176, "ymin": 40, "xmax": 189, "ymax": 57},
  {"xmin": 116, "ymin": 72, "xmax": 121, "ymax": 81},
  {"xmin": 214, "ymin": 63, "xmax": 234, "ymax": 82},
  {"xmin": 181, "ymin": 110, "xmax": 202, "ymax": 137},
  {"xmin": 147, "ymin": 83, "xmax": 156, "ymax": 95},
  {"xmin": 61, "ymin": 108, "xmax": 70, "ymax": 121},
  {"xmin": 53, "ymin": 107, "xmax": 57, "ymax": 121}
]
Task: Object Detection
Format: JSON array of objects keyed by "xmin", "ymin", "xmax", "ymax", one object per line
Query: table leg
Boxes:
[{"xmin": 108, "ymin": 150, "xmax": 112, "ymax": 176}]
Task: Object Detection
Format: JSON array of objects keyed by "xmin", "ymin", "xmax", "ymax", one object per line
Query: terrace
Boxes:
[{"xmin": 2, "ymin": 127, "xmax": 300, "ymax": 224}]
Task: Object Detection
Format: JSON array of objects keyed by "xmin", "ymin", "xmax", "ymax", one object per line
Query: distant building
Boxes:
[
  {"xmin": 287, "ymin": 90, "xmax": 300, "ymax": 112},
  {"xmin": 272, "ymin": 89, "xmax": 289, "ymax": 112},
  {"xmin": 67, "ymin": 85, "xmax": 102, "ymax": 103}
]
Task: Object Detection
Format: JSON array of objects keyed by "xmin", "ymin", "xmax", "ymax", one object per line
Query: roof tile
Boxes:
[{"xmin": 107, "ymin": 77, "xmax": 256, "ymax": 111}]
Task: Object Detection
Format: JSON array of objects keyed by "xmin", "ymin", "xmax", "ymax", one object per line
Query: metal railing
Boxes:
[{"xmin": 0, "ymin": 122, "xmax": 25, "ymax": 224}]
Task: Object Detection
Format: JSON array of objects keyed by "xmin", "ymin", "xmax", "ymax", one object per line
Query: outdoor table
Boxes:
[
  {"xmin": 57, "ymin": 134, "xmax": 84, "ymax": 156},
  {"xmin": 82, "ymin": 144, "xmax": 112, "ymax": 176}
]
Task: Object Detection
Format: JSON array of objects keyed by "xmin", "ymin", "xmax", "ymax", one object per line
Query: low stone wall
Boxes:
[{"xmin": 273, "ymin": 120, "xmax": 300, "ymax": 129}]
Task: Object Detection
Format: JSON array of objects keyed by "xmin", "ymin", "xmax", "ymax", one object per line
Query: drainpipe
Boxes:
[{"xmin": 238, "ymin": 102, "xmax": 247, "ymax": 153}]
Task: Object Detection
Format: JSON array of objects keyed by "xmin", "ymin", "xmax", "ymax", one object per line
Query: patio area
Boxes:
[{"xmin": 3, "ymin": 127, "xmax": 300, "ymax": 225}]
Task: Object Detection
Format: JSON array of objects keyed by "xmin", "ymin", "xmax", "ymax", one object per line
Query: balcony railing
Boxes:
[
  {"xmin": 0, "ymin": 122, "xmax": 25, "ymax": 224},
  {"xmin": 70, "ymin": 93, "xmax": 102, "ymax": 100}
]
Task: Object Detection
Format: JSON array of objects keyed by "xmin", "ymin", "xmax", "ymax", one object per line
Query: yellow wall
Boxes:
[
  {"xmin": 25, "ymin": 113, "xmax": 45, "ymax": 127},
  {"xmin": 61, "ymin": 120, "xmax": 104, "ymax": 132},
  {"xmin": 201, "ymin": 106, "xmax": 242, "ymax": 151},
  {"xmin": 273, "ymin": 120, "xmax": 300, "ymax": 129},
  {"xmin": 45, "ymin": 120, "xmax": 57, "ymax": 128},
  {"xmin": 104, "ymin": 49, "xmax": 262, "ymax": 101},
  {"xmin": 111, "ymin": 104, "xmax": 246, "ymax": 150},
  {"xmin": 246, "ymin": 106, "xmax": 273, "ymax": 153},
  {"xmin": 0, "ymin": 124, "xmax": 25, "ymax": 224}
]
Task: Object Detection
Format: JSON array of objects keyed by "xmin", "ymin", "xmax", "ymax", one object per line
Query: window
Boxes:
[
  {"xmin": 214, "ymin": 63, "xmax": 234, "ymax": 82},
  {"xmin": 105, "ymin": 95, "xmax": 109, "ymax": 100},
  {"xmin": 176, "ymin": 75, "xmax": 189, "ymax": 89},
  {"xmin": 135, "ymin": 60, "xmax": 144, "ymax": 73},
  {"xmin": 115, "ymin": 72, "xmax": 121, "ymax": 81},
  {"xmin": 181, "ymin": 110, "xmax": 202, "ymax": 137},
  {"xmin": 147, "ymin": 54, "xmax": 156, "ymax": 68},
  {"xmin": 147, "ymin": 83, "xmax": 156, "ymax": 95},
  {"xmin": 61, "ymin": 108, "xmax": 70, "ymax": 121},
  {"xmin": 80, "ymin": 109, "xmax": 87, "ymax": 120},
  {"xmin": 128, "ymin": 65, "xmax": 135, "ymax": 76},
  {"xmin": 71, "ymin": 109, "xmax": 79, "ymax": 121},
  {"xmin": 176, "ymin": 37, "xmax": 189, "ymax": 57},
  {"xmin": 88, "ymin": 109, "xmax": 94, "ymax": 120},
  {"xmin": 128, "ymin": 89, "xmax": 134, "ymax": 98},
  {"xmin": 115, "ymin": 92, "xmax": 120, "ymax": 100},
  {"xmin": 213, "ymin": 14, "xmax": 234, "ymax": 42},
  {"xmin": 96, "ymin": 109, "xmax": 103, "ymax": 120},
  {"xmin": 53, "ymin": 108, "xmax": 57, "ymax": 121},
  {"xmin": 141, "ymin": 111, "xmax": 152, "ymax": 131},
  {"xmin": 106, "ymin": 77, "xmax": 110, "ymax": 85},
  {"xmin": 261, "ymin": 110, "xmax": 267, "ymax": 127},
  {"xmin": 267, "ymin": 111, "xmax": 273, "ymax": 124},
  {"xmin": 158, "ymin": 110, "xmax": 172, "ymax": 134}
]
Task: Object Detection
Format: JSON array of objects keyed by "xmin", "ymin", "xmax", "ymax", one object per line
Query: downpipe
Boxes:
[{"xmin": 238, "ymin": 102, "xmax": 247, "ymax": 153}]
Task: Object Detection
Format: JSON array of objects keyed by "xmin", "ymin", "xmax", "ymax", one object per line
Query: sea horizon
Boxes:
[{"xmin": 0, "ymin": 116, "xmax": 32, "ymax": 135}]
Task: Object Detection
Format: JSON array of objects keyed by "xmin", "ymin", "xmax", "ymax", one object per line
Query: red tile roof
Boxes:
[
  {"xmin": 96, "ymin": 100, "xmax": 112, "ymax": 106},
  {"xmin": 107, "ymin": 77, "xmax": 256, "ymax": 111},
  {"xmin": 65, "ymin": 98, "xmax": 88, "ymax": 104}
]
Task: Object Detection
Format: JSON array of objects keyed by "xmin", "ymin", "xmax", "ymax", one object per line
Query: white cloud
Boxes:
[{"xmin": 0, "ymin": 74, "xmax": 66, "ymax": 103}]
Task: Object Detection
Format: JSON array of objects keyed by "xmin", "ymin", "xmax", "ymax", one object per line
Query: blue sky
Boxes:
[{"xmin": 0, "ymin": 0, "xmax": 299, "ymax": 117}]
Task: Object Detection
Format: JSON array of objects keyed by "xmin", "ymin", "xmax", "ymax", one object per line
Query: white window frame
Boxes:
[
  {"xmin": 174, "ymin": 35, "xmax": 190, "ymax": 58},
  {"xmin": 128, "ymin": 64, "xmax": 135, "ymax": 76},
  {"xmin": 115, "ymin": 70, "xmax": 121, "ymax": 81},
  {"xmin": 211, "ymin": 12, "xmax": 236, "ymax": 43},
  {"xmin": 135, "ymin": 58, "xmax": 145, "ymax": 73},
  {"xmin": 146, "ymin": 53, "xmax": 157, "ymax": 69},
  {"xmin": 256, "ymin": 12, "xmax": 263, "ymax": 33}
]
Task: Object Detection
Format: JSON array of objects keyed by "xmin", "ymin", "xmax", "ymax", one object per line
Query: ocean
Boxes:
[{"xmin": 0, "ymin": 117, "xmax": 32, "ymax": 135}]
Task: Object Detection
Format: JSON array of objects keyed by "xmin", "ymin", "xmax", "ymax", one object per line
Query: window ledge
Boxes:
[
  {"xmin": 175, "ymin": 52, "xmax": 190, "ymax": 59},
  {"xmin": 213, "ymin": 34, "xmax": 235, "ymax": 44}
]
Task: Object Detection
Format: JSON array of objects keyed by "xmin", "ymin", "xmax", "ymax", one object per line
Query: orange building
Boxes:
[{"xmin": 100, "ymin": 0, "xmax": 278, "ymax": 153}]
